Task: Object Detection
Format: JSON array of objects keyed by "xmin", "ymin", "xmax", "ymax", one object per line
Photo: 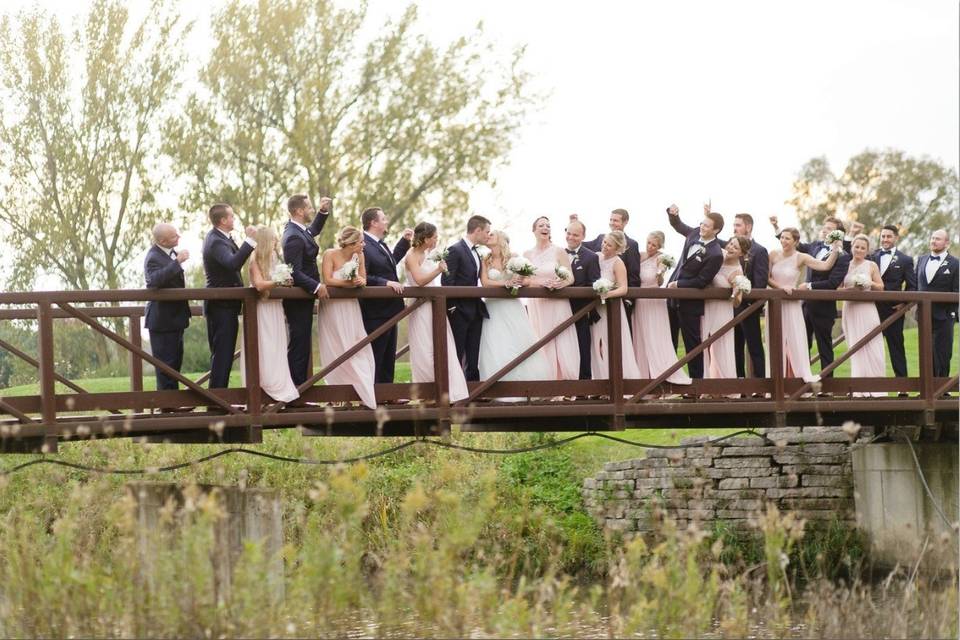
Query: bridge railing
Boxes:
[{"xmin": 0, "ymin": 286, "xmax": 955, "ymax": 451}]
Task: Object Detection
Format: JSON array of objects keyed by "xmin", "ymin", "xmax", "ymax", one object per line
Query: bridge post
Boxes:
[
  {"xmin": 128, "ymin": 314, "xmax": 144, "ymax": 412},
  {"xmin": 242, "ymin": 291, "xmax": 262, "ymax": 443},
  {"xmin": 607, "ymin": 297, "xmax": 625, "ymax": 430},
  {"xmin": 36, "ymin": 300, "xmax": 58, "ymax": 453},
  {"xmin": 917, "ymin": 300, "xmax": 936, "ymax": 426},
  {"xmin": 431, "ymin": 296, "xmax": 450, "ymax": 436},
  {"xmin": 767, "ymin": 297, "xmax": 786, "ymax": 428}
]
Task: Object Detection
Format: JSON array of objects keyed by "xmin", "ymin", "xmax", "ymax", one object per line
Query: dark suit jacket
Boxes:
[
  {"xmin": 667, "ymin": 213, "xmax": 723, "ymax": 317},
  {"xmin": 202, "ymin": 228, "xmax": 255, "ymax": 313},
  {"xmin": 735, "ymin": 240, "xmax": 768, "ymax": 312},
  {"xmin": 440, "ymin": 239, "xmax": 488, "ymax": 321},
  {"xmin": 584, "ymin": 233, "xmax": 641, "ymax": 286},
  {"xmin": 916, "ymin": 253, "xmax": 959, "ymax": 322},
  {"xmin": 360, "ymin": 232, "xmax": 406, "ymax": 320},
  {"xmin": 281, "ymin": 213, "xmax": 329, "ymax": 296},
  {"xmin": 869, "ymin": 249, "xmax": 916, "ymax": 314},
  {"xmin": 568, "ymin": 245, "xmax": 601, "ymax": 324},
  {"xmin": 144, "ymin": 245, "xmax": 190, "ymax": 331},
  {"xmin": 799, "ymin": 239, "xmax": 851, "ymax": 320}
]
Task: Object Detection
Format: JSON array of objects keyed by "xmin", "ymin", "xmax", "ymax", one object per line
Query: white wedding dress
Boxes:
[{"xmin": 478, "ymin": 268, "xmax": 551, "ymax": 382}]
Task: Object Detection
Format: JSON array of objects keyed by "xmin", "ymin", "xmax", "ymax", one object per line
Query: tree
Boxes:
[
  {"xmin": 167, "ymin": 0, "xmax": 539, "ymax": 241},
  {"xmin": 0, "ymin": 0, "xmax": 190, "ymax": 291},
  {"xmin": 787, "ymin": 149, "xmax": 959, "ymax": 257}
]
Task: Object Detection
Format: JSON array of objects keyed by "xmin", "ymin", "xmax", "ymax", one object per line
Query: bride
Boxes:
[{"xmin": 478, "ymin": 230, "xmax": 551, "ymax": 383}]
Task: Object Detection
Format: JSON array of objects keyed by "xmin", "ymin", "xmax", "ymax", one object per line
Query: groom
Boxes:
[
  {"xmin": 282, "ymin": 194, "xmax": 332, "ymax": 386},
  {"xmin": 441, "ymin": 215, "xmax": 491, "ymax": 381}
]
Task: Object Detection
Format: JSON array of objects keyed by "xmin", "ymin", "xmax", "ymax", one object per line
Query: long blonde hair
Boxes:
[
  {"xmin": 253, "ymin": 226, "xmax": 280, "ymax": 277},
  {"xmin": 486, "ymin": 230, "xmax": 512, "ymax": 267}
]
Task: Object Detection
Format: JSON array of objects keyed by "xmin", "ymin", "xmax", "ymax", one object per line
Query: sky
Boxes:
[{"xmin": 5, "ymin": 0, "xmax": 959, "ymax": 266}]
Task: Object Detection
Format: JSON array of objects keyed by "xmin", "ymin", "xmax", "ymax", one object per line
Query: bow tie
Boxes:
[
  {"xmin": 471, "ymin": 244, "xmax": 480, "ymax": 251},
  {"xmin": 929, "ymin": 255, "xmax": 941, "ymax": 261},
  {"xmin": 565, "ymin": 249, "xmax": 578, "ymax": 255},
  {"xmin": 879, "ymin": 249, "xmax": 892, "ymax": 256},
  {"xmin": 169, "ymin": 249, "xmax": 177, "ymax": 259}
]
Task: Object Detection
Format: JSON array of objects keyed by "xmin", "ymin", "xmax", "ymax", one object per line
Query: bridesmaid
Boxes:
[
  {"xmin": 767, "ymin": 227, "xmax": 842, "ymax": 383},
  {"xmin": 402, "ymin": 222, "xmax": 469, "ymax": 402},
  {"xmin": 524, "ymin": 216, "xmax": 580, "ymax": 380},
  {"xmin": 318, "ymin": 226, "xmax": 377, "ymax": 408},
  {"xmin": 591, "ymin": 231, "xmax": 642, "ymax": 380},
  {"xmin": 702, "ymin": 236, "xmax": 749, "ymax": 383},
  {"xmin": 632, "ymin": 231, "xmax": 691, "ymax": 386},
  {"xmin": 839, "ymin": 234, "xmax": 886, "ymax": 396},
  {"xmin": 242, "ymin": 225, "xmax": 300, "ymax": 403}
]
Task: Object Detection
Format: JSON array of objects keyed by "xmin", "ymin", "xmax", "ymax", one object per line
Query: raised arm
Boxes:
[
  {"xmin": 392, "ymin": 236, "xmax": 411, "ymax": 263},
  {"xmin": 666, "ymin": 204, "xmax": 696, "ymax": 237},
  {"xmin": 798, "ymin": 240, "xmax": 842, "ymax": 274},
  {"xmin": 145, "ymin": 253, "xmax": 185, "ymax": 289},
  {"xmin": 209, "ymin": 237, "xmax": 254, "ymax": 273}
]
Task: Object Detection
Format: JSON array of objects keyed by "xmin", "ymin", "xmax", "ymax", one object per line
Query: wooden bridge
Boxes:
[{"xmin": 0, "ymin": 286, "xmax": 956, "ymax": 453}]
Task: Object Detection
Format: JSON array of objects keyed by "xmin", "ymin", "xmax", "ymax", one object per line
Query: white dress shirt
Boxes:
[
  {"xmin": 925, "ymin": 251, "xmax": 947, "ymax": 283},
  {"xmin": 879, "ymin": 248, "xmax": 895, "ymax": 275},
  {"xmin": 463, "ymin": 235, "xmax": 481, "ymax": 277}
]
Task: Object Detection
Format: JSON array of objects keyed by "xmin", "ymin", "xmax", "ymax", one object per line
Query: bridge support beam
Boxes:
[{"xmin": 852, "ymin": 442, "xmax": 958, "ymax": 573}]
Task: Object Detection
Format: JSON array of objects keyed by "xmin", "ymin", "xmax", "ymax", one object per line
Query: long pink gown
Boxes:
[
  {"xmin": 631, "ymin": 256, "xmax": 691, "ymax": 384},
  {"xmin": 317, "ymin": 256, "xmax": 378, "ymax": 408},
  {"xmin": 841, "ymin": 260, "xmax": 885, "ymax": 396},
  {"xmin": 404, "ymin": 255, "xmax": 469, "ymax": 402},
  {"xmin": 591, "ymin": 255, "xmax": 642, "ymax": 380},
  {"xmin": 525, "ymin": 245, "xmax": 581, "ymax": 380},
  {"xmin": 768, "ymin": 253, "xmax": 819, "ymax": 383},
  {"xmin": 702, "ymin": 264, "xmax": 739, "ymax": 380}
]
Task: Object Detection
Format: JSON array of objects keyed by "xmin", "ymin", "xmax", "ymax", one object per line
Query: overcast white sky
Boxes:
[{"xmin": 6, "ymin": 0, "xmax": 959, "ymax": 263}]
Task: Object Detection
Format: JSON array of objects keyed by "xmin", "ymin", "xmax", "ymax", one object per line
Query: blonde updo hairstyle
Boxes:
[
  {"xmin": 647, "ymin": 230, "xmax": 666, "ymax": 250},
  {"xmin": 851, "ymin": 233, "xmax": 871, "ymax": 252},
  {"xmin": 605, "ymin": 230, "xmax": 627, "ymax": 255},
  {"xmin": 337, "ymin": 226, "xmax": 362, "ymax": 248}
]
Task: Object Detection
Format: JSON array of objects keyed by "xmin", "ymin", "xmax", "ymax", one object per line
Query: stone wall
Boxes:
[{"xmin": 581, "ymin": 427, "xmax": 870, "ymax": 536}]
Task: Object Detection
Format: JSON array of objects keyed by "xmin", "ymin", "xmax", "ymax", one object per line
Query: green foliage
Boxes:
[
  {"xmin": 0, "ymin": 0, "xmax": 190, "ymax": 291},
  {"xmin": 166, "ymin": 0, "xmax": 541, "ymax": 242},
  {"xmin": 788, "ymin": 149, "xmax": 959, "ymax": 257}
]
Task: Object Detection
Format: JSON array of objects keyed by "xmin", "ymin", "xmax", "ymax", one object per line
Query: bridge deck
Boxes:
[{"xmin": 0, "ymin": 286, "xmax": 955, "ymax": 452}]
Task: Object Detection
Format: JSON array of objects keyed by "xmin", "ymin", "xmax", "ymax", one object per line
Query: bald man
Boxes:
[
  {"xmin": 916, "ymin": 229, "xmax": 959, "ymax": 382},
  {"xmin": 144, "ymin": 223, "xmax": 191, "ymax": 393}
]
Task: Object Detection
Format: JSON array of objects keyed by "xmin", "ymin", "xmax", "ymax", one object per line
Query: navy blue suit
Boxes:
[
  {"xmin": 666, "ymin": 213, "xmax": 723, "ymax": 379},
  {"xmin": 798, "ymin": 239, "xmax": 851, "ymax": 376},
  {"xmin": 144, "ymin": 245, "xmax": 191, "ymax": 391},
  {"xmin": 441, "ymin": 239, "xmax": 488, "ymax": 381},
  {"xmin": 734, "ymin": 240, "xmax": 769, "ymax": 378},
  {"xmin": 916, "ymin": 253, "xmax": 959, "ymax": 378},
  {"xmin": 202, "ymin": 228, "xmax": 255, "ymax": 388},
  {"xmin": 360, "ymin": 232, "xmax": 409, "ymax": 383},
  {"xmin": 869, "ymin": 248, "xmax": 916, "ymax": 378},
  {"xmin": 566, "ymin": 245, "xmax": 601, "ymax": 380},
  {"xmin": 281, "ymin": 213, "xmax": 329, "ymax": 386}
]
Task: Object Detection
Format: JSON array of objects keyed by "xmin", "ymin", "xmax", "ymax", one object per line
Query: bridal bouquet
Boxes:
[
  {"xmin": 593, "ymin": 277, "xmax": 615, "ymax": 304},
  {"xmin": 475, "ymin": 245, "xmax": 492, "ymax": 260},
  {"xmin": 731, "ymin": 275, "xmax": 752, "ymax": 297},
  {"xmin": 658, "ymin": 254, "xmax": 676, "ymax": 273},
  {"xmin": 270, "ymin": 262, "xmax": 294, "ymax": 286},
  {"xmin": 825, "ymin": 229, "xmax": 845, "ymax": 248},
  {"xmin": 505, "ymin": 256, "xmax": 536, "ymax": 295},
  {"xmin": 852, "ymin": 273, "xmax": 870, "ymax": 289}
]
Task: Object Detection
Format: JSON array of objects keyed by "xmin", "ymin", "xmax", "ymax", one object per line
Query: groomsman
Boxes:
[
  {"xmin": 202, "ymin": 203, "xmax": 257, "ymax": 389},
  {"xmin": 359, "ymin": 206, "xmax": 410, "ymax": 384},
  {"xmin": 564, "ymin": 218, "xmax": 601, "ymax": 380},
  {"xmin": 144, "ymin": 223, "xmax": 191, "ymax": 393},
  {"xmin": 773, "ymin": 216, "xmax": 851, "ymax": 377},
  {"xmin": 869, "ymin": 225, "xmax": 916, "ymax": 382},
  {"xmin": 916, "ymin": 229, "xmax": 958, "ymax": 381},
  {"xmin": 281, "ymin": 194, "xmax": 331, "ymax": 387},
  {"xmin": 665, "ymin": 204, "xmax": 724, "ymax": 379},
  {"xmin": 441, "ymin": 215, "xmax": 491, "ymax": 381},
  {"xmin": 731, "ymin": 213, "xmax": 769, "ymax": 378}
]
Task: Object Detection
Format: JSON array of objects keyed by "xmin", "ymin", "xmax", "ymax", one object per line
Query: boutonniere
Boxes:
[{"xmin": 945, "ymin": 269, "xmax": 952, "ymax": 275}]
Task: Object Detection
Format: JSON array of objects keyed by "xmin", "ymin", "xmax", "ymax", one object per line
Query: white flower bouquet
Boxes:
[
  {"xmin": 825, "ymin": 229, "xmax": 845, "ymax": 245},
  {"xmin": 852, "ymin": 273, "xmax": 870, "ymax": 289},
  {"xmin": 731, "ymin": 275, "xmax": 752, "ymax": 296},
  {"xmin": 658, "ymin": 254, "xmax": 676, "ymax": 273},
  {"xmin": 554, "ymin": 265, "xmax": 571, "ymax": 280},
  {"xmin": 475, "ymin": 245, "xmax": 491, "ymax": 260},
  {"xmin": 341, "ymin": 259, "xmax": 359, "ymax": 281},
  {"xmin": 270, "ymin": 262, "xmax": 294, "ymax": 285},
  {"xmin": 593, "ymin": 277, "xmax": 615, "ymax": 304},
  {"xmin": 428, "ymin": 247, "xmax": 449, "ymax": 263},
  {"xmin": 504, "ymin": 256, "xmax": 536, "ymax": 295}
]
